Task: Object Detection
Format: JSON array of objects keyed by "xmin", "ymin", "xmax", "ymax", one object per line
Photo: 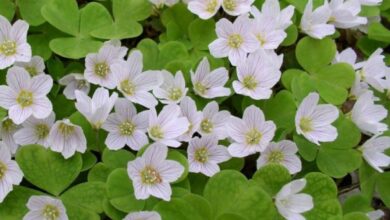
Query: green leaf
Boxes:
[
  {"xmin": 61, "ymin": 182, "xmax": 107, "ymax": 213},
  {"xmin": 16, "ymin": 145, "xmax": 82, "ymax": 195},
  {"xmin": 153, "ymin": 195, "xmax": 210, "ymax": 220},
  {"xmin": 303, "ymin": 172, "xmax": 342, "ymax": 219},
  {"xmin": 28, "ymin": 34, "xmax": 53, "ymax": 60},
  {"xmin": 79, "ymin": 2, "xmax": 113, "ymax": 38},
  {"xmin": 204, "ymin": 170, "xmax": 277, "ymax": 219},
  {"xmin": 103, "ymin": 199, "xmax": 127, "ymax": 220},
  {"xmin": 161, "ymin": 3, "xmax": 195, "ymax": 38},
  {"xmin": 368, "ymin": 22, "xmax": 390, "ymax": 43},
  {"xmin": 281, "ymin": 69, "xmax": 306, "ymax": 90},
  {"xmin": 343, "ymin": 212, "xmax": 370, "ymax": 220},
  {"xmin": 294, "ymin": 134, "xmax": 319, "ymax": 161},
  {"xmin": 81, "ymin": 151, "xmax": 97, "ymax": 171},
  {"xmin": 102, "ymin": 148, "xmax": 135, "ymax": 169},
  {"xmin": 259, "ymin": 90, "xmax": 297, "ymax": 131},
  {"xmin": 18, "ymin": 0, "xmax": 48, "ymax": 26},
  {"xmin": 377, "ymin": 172, "xmax": 390, "ymax": 207},
  {"xmin": 49, "ymin": 38, "xmax": 102, "ymax": 59},
  {"xmin": 41, "ymin": 0, "xmax": 79, "ymax": 36},
  {"xmin": 112, "ymin": 0, "xmax": 152, "ymax": 21},
  {"xmin": 317, "ymin": 148, "xmax": 362, "ymax": 178},
  {"xmin": 88, "ymin": 162, "xmax": 113, "ymax": 182},
  {"xmin": 359, "ymin": 161, "xmax": 379, "ymax": 199},
  {"xmin": 188, "ymin": 19, "xmax": 217, "ymax": 50},
  {"xmin": 342, "ymin": 194, "xmax": 372, "ymax": 214},
  {"xmin": 158, "ymin": 41, "xmax": 189, "ymax": 67},
  {"xmin": 106, "ymin": 168, "xmax": 145, "ymax": 212},
  {"xmin": 252, "ymin": 164, "xmax": 291, "ymax": 196},
  {"xmin": 136, "ymin": 38, "xmax": 160, "ymax": 70},
  {"xmin": 0, "ymin": 0, "xmax": 15, "ymax": 21},
  {"xmin": 91, "ymin": 20, "xmax": 143, "ymax": 40},
  {"xmin": 63, "ymin": 202, "xmax": 100, "ymax": 220},
  {"xmin": 281, "ymin": 25, "xmax": 298, "ymax": 46},
  {"xmin": 216, "ymin": 213, "xmax": 248, "ymax": 220},
  {"xmin": 291, "ymin": 73, "xmax": 316, "ymax": 102},
  {"xmin": 356, "ymin": 36, "xmax": 388, "ymax": 57},
  {"xmin": 0, "ymin": 186, "xmax": 44, "ymax": 220},
  {"xmin": 296, "ymin": 37, "xmax": 336, "ymax": 73},
  {"xmin": 321, "ymin": 116, "xmax": 361, "ymax": 150}
]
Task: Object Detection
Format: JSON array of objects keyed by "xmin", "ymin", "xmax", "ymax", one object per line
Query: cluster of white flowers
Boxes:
[{"xmin": 0, "ymin": 0, "xmax": 390, "ymax": 217}]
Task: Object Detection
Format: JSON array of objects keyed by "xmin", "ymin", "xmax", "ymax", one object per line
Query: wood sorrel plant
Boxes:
[{"xmin": 0, "ymin": 0, "xmax": 389, "ymax": 219}]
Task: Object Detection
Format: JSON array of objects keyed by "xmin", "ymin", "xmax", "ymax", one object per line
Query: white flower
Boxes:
[
  {"xmin": 350, "ymin": 91, "xmax": 388, "ymax": 136},
  {"xmin": 59, "ymin": 73, "xmax": 90, "ymax": 100},
  {"xmin": 357, "ymin": 16, "xmax": 381, "ymax": 34},
  {"xmin": 188, "ymin": 0, "xmax": 222, "ymax": 20},
  {"xmin": 328, "ymin": 0, "xmax": 367, "ymax": 29},
  {"xmin": 250, "ymin": 0, "xmax": 294, "ymax": 30},
  {"xmin": 84, "ymin": 42, "xmax": 127, "ymax": 89},
  {"xmin": 188, "ymin": 135, "xmax": 230, "ymax": 176},
  {"xmin": 0, "ymin": 66, "xmax": 53, "ymax": 124},
  {"xmin": 191, "ymin": 57, "xmax": 230, "ymax": 99},
  {"xmin": 178, "ymin": 96, "xmax": 203, "ymax": 142},
  {"xmin": 102, "ymin": 98, "xmax": 149, "ymax": 151},
  {"xmin": 366, "ymin": 210, "xmax": 385, "ymax": 220},
  {"xmin": 227, "ymin": 105, "xmax": 276, "ymax": 157},
  {"xmin": 355, "ymin": 48, "xmax": 389, "ymax": 93},
  {"xmin": 333, "ymin": 47, "xmax": 358, "ymax": 68},
  {"xmin": 13, "ymin": 113, "xmax": 55, "ymax": 148},
  {"xmin": 0, "ymin": 15, "xmax": 31, "ymax": 69},
  {"xmin": 47, "ymin": 119, "xmax": 87, "ymax": 159},
  {"xmin": 123, "ymin": 211, "xmax": 162, "ymax": 220},
  {"xmin": 209, "ymin": 15, "xmax": 258, "ymax": 66},
  {"xmin": 112, "ymin": 50, "xmax": 162, "ymax": 109},
  {"xmin": 360, "ymin": 135, "xmax": 390, "ymax": 172},
  {"xmin": 153, "ymin": 70, "xmax": 187, "ymax": 104},
  {"xmin": 103, "ymin": 39, "xmax": 128, "ymax": 59},
  {"xmin": 221, "ymin": 0, "xmax": 254, "ymax": 16},
  {"xmin": 75, "ymin": 87, "xmax": 117, "ymax": 129},
  {"xmin": 300, "ymin": 0, "xmax": 336, "ymax": 39},
  {"xmin": 23, "ymin": 195, "xmax": 68, "ymax": 220},
  {"xmin": 127, "ymin": 143, "xmax": 184, "ymax": 201},
  {"xmin": 0, "ymin": 117, "xmax": 20, "ymax": 154},
  {"xmin": 0, "ymin": 142, "xmax": 23, "ymax": 203},
  {"xmin": 233, "ymin": 49, "xmax": 282, "ymax": 100},
  {"xmin": 257, "ymin": 140, "xmax": 302, "ymax": 174},
  {"xmin": 148, "ymin": 104, "xmax": 189, "ymax": 147},
  {"xmin": 198, "ymin": 101, "xmax": 231, "ymax": 139},
  {"xmin": 14, "ymin": 55, "xmax": 45, "ymax": 76},
  {"xmin": 250, "ymin": 15, "xmax": 287, "ymax": 50},
  {"xmin": 359, "ymin": 0, "xmax": 382, "ymax": 6},
  {"xmin": 295, "ymin": 92, "xmax": 339, "ymax": 145},
  {"xmin": 275, "ymin": 179, "xmax": 314, "ymax": 220}
]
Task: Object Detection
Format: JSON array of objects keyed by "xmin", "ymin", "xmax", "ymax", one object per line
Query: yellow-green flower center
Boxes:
[
  {"xmin": 256, "ymin": 34, "xmax": 266, "ymax": 46},
  {"xmin": 227, "ymin": 34, "xmax": 243, "ymax": 49},
  {"xmin": 25, "ymin": 66, "xmax": 38, "ymax": 76},
  {"xmin": 168, "ymin": 87, "xmax": 183, "ymax": 101},
  {"xmin": 206, "ymin": 0, "xmax": 219, "ymax": 12},
  {"xmin": 119, "ymin": 121, "xmax": 136, "ymax": 136},
  {"xmin": 42, "ymin": 204, "xmax": 60, "ymax": 220},
  {"xmin": 299, "ymin": 117, "xmax": 313, "ymax": 133},
  {"xmin": 58, "ymin": 122, "xmax": 75, "ymax": 137},
  {"xmin": 2, "ymin": 118, "xmax": 16, "ymax": 132},
  {"xmin": 245, "ymin": 129, "xmax": 262, "ymax": 145},
  {"xmin": 267, "ymin": 150, "xmax": 284, "ymax": 163},
  {"xmin": 17, "ymin": 90, "xmax": 33, "ymax": 107},
  {"xmin": 94, "ymin": 62, "xmax": 109, "ymax": 78},
  {"xmin": 200, "ymin": 119, "xmax": 213, "ymax": 134},
  {"xmin": 223, "ymin": 0, "xmax": 236, "ymax": 11},
  {"xmin": 150, "ymin": 126, "xmax": 164, "ymax": 139},
  {"xmin": 35, "ymin": 124, "xmax": 50, "ymax": 139},
  {"xmin": 76, "ymin": 80, "xmax": 87, "ymax": 89},
  {"xmin": 194, "ymin": 82, "xmax": 207, "ymax": 95},
  {"xmin": 357, "ymin": 69, "xmax": 366, "ymax": 81},
  {"xmin": 0, "ymin": 40, "xmax": 17, "ymax": 56},
  {"xmin": 120, "ymin": 79, "xmax": 136, "ymax": 96},
  {"xmin": 328, "ymin": 16, "xmax": 336, "ymax": 23},
  {"xmin": 141, "ymin": 166, "xmax": 162, "ymax": 184},
  {"xmin": 194, "ymin": 147, "xmax": 209, "ymax": 163},
  {"xmin": 243, "ymin": 75, "xmax": 257, "ymax": 90},
  {"xmin": 0, "ymin": 162, "xmax": 7, "ymax": 180}
]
